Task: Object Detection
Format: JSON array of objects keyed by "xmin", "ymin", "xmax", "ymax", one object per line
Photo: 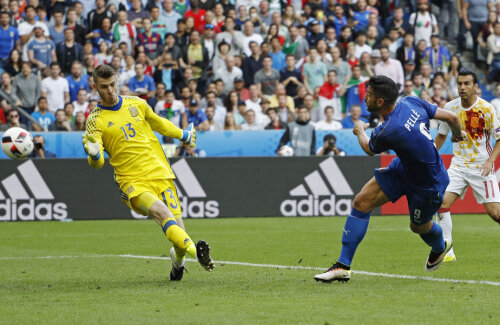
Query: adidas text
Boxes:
[
  {"xmin": 179, "ymin": 197, "xmax": 219, "ymax": 218},
  {"xmin": 280, "ymin": 195, "xmax": 351, "ymax": 217},
  {"xmin": 0, "ymin": 199, "xmax": 68, "ymax": 221}
]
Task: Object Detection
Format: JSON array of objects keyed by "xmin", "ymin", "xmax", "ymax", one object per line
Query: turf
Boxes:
[{"xmin": 0, "ymin": 215, "xmax": 499, "ymax": 324}]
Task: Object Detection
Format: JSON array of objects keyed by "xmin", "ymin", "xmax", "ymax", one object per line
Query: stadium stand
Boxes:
[{"xmin": 0, "ymin": 0, "xmax": 498, "ymax": 156}]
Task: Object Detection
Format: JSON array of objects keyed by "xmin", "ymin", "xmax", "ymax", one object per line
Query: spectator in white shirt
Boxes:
[
  {"xmin": 215, "ymin": 55, "xmax": 243, "ymax": 96},
  {"xmin": 315, "ymin": 106, "xmax": 343, "ymax": 130},
  {"xmin": 72, "ymin": 88, "xmax": 89, "ymax": 115},
  {"xmin": 241, "ymin": 108, "xmax": 264, "ymax": 130},
  {"xmin": 41, "ymin": 62, "xmax": 70, "ymax": 113},
  {"xmin": 242, "ymin": 21, "xmax": 264, "ymax": 57},
  {"xmin": 354, "ymin": 32, "xmax": 372, "ymax": 59},
  {"xmin": 374, "ymin": 46, "xmax": 404, "ymax": 92},
  {"xmin": 206, "ymin": 105, "xmax": 223, "ymax": 131}
]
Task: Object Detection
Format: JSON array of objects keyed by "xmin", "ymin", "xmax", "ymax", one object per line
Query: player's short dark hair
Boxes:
[
  {"xmin": 458, "ymin": 68, "xmax": 478, "ymax": 84},
  {"xmin": 368, "ymin": 75, "xmax": 399, "ymax": 106},
  {"xmin": 93, "ymin": 64, "xmax": 115, "ymax": 84}
]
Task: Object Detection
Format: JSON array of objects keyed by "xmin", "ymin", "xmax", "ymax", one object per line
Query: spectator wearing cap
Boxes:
[
  {"xmin": 269, "ymin": 36, "xmax": 286, "ymax": 71},
  {"xmin": 409, "ymin": 0, "xmax": 438, "ymax": 47},
  {"xmin": 27, "ymin": 22, "xmax": 56, "ymax": 71},
  {"xmin": 307, "ymin": 20, "xmax": 324, "ymax": 48},
  {"xmin": 242, "ymin": 41, "xmax": 263, "ymax": 86},
  {"xmin": 161, "ymin": 0, "xmax": 181, "ymax": 34},
  {"xmin": 352, "ymin": 0, "xmax": 371, "ymax": 33},
  {"xmin": 182, "ymin": 98, "xmax": 209, "ymax": 130},
  {"xmin": 422, "ymin": 34, "xmax": 450, "ymax": 74},
  {"xmin": 215, "ymin": 17, "xmax": 244, "ymax": 56},
  {"xmin": 370, "ymin": 49, "xmax": 381, "ymax": 66},
  {"xmin": 202, "ymin": 24, "xmax": 215, "ymax": 60},
  {"xmin": 403, "ymin": 60, "xmax": 417, "ymax": 80},
  {"xmin": 0, "ymin": 12, "xmax": 19, "ymax": 68},
  {"xmin": 215, "ymin": 55, "xmax": 243, "ymax": 96},
  {"xmin": 241, "ymin": 108, "xmax": 264, "ymax": 130},
  {"xmin": 128, "ymin": 62, "xmax": 156, "ymax": 99},
  {"xmin": 374, "ymin": 46, "xmax": 404, "ymax": 92}
]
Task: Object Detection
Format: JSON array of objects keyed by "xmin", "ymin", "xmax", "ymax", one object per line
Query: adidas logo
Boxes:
[
  {"xmin": 280, "ymin": 158, "xmax": 354, "ymax": 217},
  {"xmin": 108, "ymin": 121, "xmax": 114, "ymax": 128},
  {"xmin": 0, "ymin": 160, "xmax": 68, "ymax": 221},
  {"xmin": 130, "ymin": 159, "xmax": 219, "ymax": 219}
]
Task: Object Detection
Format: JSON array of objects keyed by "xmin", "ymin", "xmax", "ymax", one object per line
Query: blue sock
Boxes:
[
  {"xmin": 419, "ymin": 221, "xmax": 445, "ymax": 253},
  {"xmin": 338, "ymin": 208, "xmax": 371, "ymax": 266}
]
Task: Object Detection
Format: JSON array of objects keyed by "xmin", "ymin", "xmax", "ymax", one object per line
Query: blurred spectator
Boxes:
[
  {"xmin": 56, "ymin": 28, "xmax": 84, "ymax": 75},
  {"xmin": 205, "ymin": 105, "xmax": 223, "ymax": 131},
  {"xmin": 73, "ymin": 88, "xmax": 89, "ymax": 116},
  {"xmin": 307, "ymin": 20, "xmax": 324, "ymax": 47},
  {"xmin": 113, "ymin": 10, "xmax": 137, "ymax": 55},
  {"xmin": 128, "ymin": 0, "xmax": 151, "ymax": 29},
  {"xmin": 1, "ymin": 108, "xmax": 27, "ymax": 131},
  {"xmin": 0, "ymin": 11, "xmax": 19, "ymax": 69},
  {"xmin": 30, "ymin": 135, "xmax": 56, "ymax": 158},
  {"xmin": 269, "ymin": 83, "xmax": 295, "ymax": 113},
  {"xmin": 175, "ymin": 142, "xmax": 207, "ymax": 157},
  {"xmin": 341, "ymin": 104, "xmax": 368, "ymax": 129},
  {"xmin": 316, "ymin": 134, "xmax": 345, "ymax": 156},
  {"xmin": 224, "ymin": 111, "xmax": 241, "ymax": 130},
  {"xmin": 202, "ymin": 90, "xmax": 226, "ymax": 124},
  {"xmin": 280, "ymin": 54, "xmax": 302, "ymax": 97},
  {"xmin": 277, "ymin": 106, "xmax": 315, "ymax": 156},
  {"xmin": 13, "ymin": 62, "xmax": 41, "ymax": 117},
  {"xmin": 155, "ymin": 90, "xmax": 185, "ymax": 127},
  {"xmin": 385, "ymin": 7, "xmax": 410, "ymax": 37},
  {"xmin": 265, "ymin": 106, "xmax": 287, "ymax": 130},
  {"xmin": 63, "ymin": 102, "xmax": 75, "ymax": 124},
  {"xmin": 420, "ymin": 62, "xmax": 433, "ymax": 89},
  {"xmin": 302, "ymin": 47, "xmax": 327, "ymax": 94},
  {"xmin": 422, "ymin": 34, "xmax": 451, "ymax": 73},
  {"xmin": 5, "ymin": 49, "xmax": 22, "ymax": 77},
  {"xmin": 66, "ymin": 61, "xmax": 89, "ymax": 103},
  {"xmin": 233, "ymin": 78, "xmax": 249, "ymax": 101},
  {"xmin": 215, "ymin": 55, "xmax": 243, "ymax": 96},
  {"xmin": 49, "ymin": 10, "xmax": 66, "ymax": 46},
  {"xmin": 161, "ymin": 0, "xmax": 180, "ymax": 34},
  {"xmin": 128, "ymin": 62, "xmax": 156, "ymax": 99},
  {"xmin": 460, "ymin": 0, "xmax": 493, "ymax": 63},
  {"xmin": 183, "ymin": 98, "xmax": 208, "ymax": 130},
  {"xmin": 324, "ymin": 26, "xmax": 337, "ymax": 49},
  {"xmin": 409, "ymin": 0, "xmax": 438, "ymax": 47},
  {"xmin": 72, "ymin": 112, "xmax": 86, "ymax": 131},
  {"xmin": 403, "ymin": 60, "xmax": 417, "ymax": 81},
  {"xmin": 87, "ymin": 0, "xmax": 115, "ymax": 32},
  {"xmin": 354, "ymin": 32, "xmax": 372, "ymax": 59},
  {"xmin": 487, "ymin": 22, "xmax": 500, "ymax": 82},
  {"xmin": 374, "ymin": 46, "xmax": 404, "ymax": 92},
  {"xmin": 66, "ymin": 7, "xmax": 87, "ymax": 44},
  {"xmin": 352, "ymin": 0, "xmax": 371, "ymax": 33},
  {"xmin": 254, "ymin": 55, "xmax": 280, "ymax": 97},
  {"xmin": 41, "ymin": 62, "xmax": 70, "ymax": 112},
  {"xmin": 31, "ymin": 97, "xmax": 54, "ymax": 131},
  {"xmin": 18, "ymin": 6, "xmax": 49, "ymax": 54},
  {"xmin": 359, "ymin": 52, "xmax": 374, "ymax": 78},
  {"xmin": 396, "ymin": 33, "xmax": 416, "ymax": 69},
  {"xmin": 399, "ymin": 80, "xmax": 418, "ymax": 100},
  {"xmin": 86, "ymin": 17, "xmax": 114, "ymax": 51},
  {"xmin": 490, "ymin": 84, "xmax": 500, "ymax": 118},
  {"xmin": 0, "ymin": 72, "xmax": 22, "ymax": 111},
  {"xmin": 317, "ymin": 70, "xmax": 345, "ymax": 121},
  {"xmin": 242, "ymin": 21, "xmax": 263, "ymax": 57},
  {"xmin": 27, "ymin": 22, "xmax": 56, "ymax": 71},
  {"xmin": 49, "ymin": 108, "xmax": 72, "ymax": 131},
  {"xmin": 241, "ymin": 41, "xmax": 263, "ymax": 86},
  {"xmin": 137, "ymin": 17, "xmax": 163, "ymax": 61},
  {"xmin": 328, "ymin": 45, "xmax": 351, "ymax": 88},
  {"xmin": 315, "ymin": 106, "xmax": 343, "ymax": 130},
  {"xmin": 285, "ymin": 25, "xmax": 309, "ymax": 60},
  {"xmin": 241, "ymin": 108, "xmax": 263, "ymax": 130}
]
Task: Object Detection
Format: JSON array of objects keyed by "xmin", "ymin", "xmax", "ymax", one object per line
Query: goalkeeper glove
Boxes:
[
  {"xmin": 181, "ymin": 122, "xmax": 196, "ymax": 147},
  {"xmin": 82, "ymin": 133, "xmax": 101, "ymax": 160}
]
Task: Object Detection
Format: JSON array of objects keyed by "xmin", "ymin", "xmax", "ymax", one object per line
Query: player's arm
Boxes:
[
  {"xmin": 353, "ymin": 120, "xmax": 374, "ymax": 156},
  {"xmin": 83, "ymin": 115, "xmax": 105, "ymax": 169},
  {"xmin": 145, "ymin": 104, "xmax": 196, "ymax": 146},
  {"xmin": 434, "ymin": 133, "xmax": 447, "ymax": 151},
  {"xmin": 433, "ymin": 108, "xmax": 467, "ymax": 142}
]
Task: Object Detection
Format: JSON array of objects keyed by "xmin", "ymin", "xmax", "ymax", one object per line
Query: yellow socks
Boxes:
[{"xmin": 162, "ymin": 218, "xmax": 196, "ymax": 258}]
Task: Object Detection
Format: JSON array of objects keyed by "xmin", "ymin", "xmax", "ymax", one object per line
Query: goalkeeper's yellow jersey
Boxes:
[{"xmin": 85, "ymin": 95, "xmax": 182, "ymax": 185}]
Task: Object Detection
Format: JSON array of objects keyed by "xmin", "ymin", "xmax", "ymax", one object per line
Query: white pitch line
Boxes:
[
  {"xmin": 1, "ymin": 254, "xmax": 500, "ymax": 287},
  {"xmin": 118, "ymin": 254, "xmax": 500, "ymax": 287}
]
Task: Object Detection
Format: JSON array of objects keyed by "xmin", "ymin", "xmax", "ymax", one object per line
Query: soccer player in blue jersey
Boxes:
[{"xmin": 314, "ymin": 75, "xmax": 467, "ymax": 282}]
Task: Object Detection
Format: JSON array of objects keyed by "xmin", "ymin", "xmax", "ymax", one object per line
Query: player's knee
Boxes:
[
  {"xmin": 487, "ymin": 211, "xmax": 500, "ymax": 224},
  {"xmin": 409, "ymin": 222, "xmax": 431, "ymax": 234},
  {"xmin": 352, "ymin": 193, "xmax": 371, "ymax": 213}
]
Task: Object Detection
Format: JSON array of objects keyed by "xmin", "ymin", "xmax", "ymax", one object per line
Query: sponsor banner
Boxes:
[
  {"xmin": 0, "ymin": 157, "xmax": 378, "ymax": 221},
  {"xmin": 380, "ymin": 155, "xmax": 494, "ymax": 215}
]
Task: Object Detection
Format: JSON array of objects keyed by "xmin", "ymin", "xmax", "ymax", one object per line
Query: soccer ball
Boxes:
[
  {"xmin": 1, "ymin": 127, "xmax": 34, "ymax": 159},
  {"xmin": 278, "ymin": 145, "xmax": 294, "ymax": 157}
]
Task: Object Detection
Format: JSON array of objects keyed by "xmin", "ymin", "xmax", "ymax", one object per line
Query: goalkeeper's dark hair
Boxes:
[
  {"xmin": 368, "ymin": 75, "xmax": 399, "ymax": 106},
  {"xmin": 93, "ymin": 64, "xmax": 115, "ymax": 84},
  {"xmin": 458, "ymin": 68, "xmax": 478, "ymax": 84}
]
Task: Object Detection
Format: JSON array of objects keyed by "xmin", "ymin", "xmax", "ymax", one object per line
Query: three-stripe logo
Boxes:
[
  {"xmin": 280, "ymin": 157, "xmax": 354, "ymax": 216},
  {"xmin": 0, "ymin": 160, "xmax": 68, "ymax": 220}
]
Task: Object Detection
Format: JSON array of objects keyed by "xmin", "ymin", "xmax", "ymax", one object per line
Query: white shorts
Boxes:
[{"xmin": 446, "ymin": 166, "xmax": 500, "ymax": 204}]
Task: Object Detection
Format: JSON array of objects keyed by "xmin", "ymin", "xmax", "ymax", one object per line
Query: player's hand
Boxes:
[
  {"xmin": 181, "ymin": 122, "xmax": 196, "ymax": 148},
  {"xmin": 480, "ymin": 161, "xmax": 494, "ymax": 177},
  {"xmin": 353, "ymin": 121, "xmax": 369, "ymax": 136},
  {"xmin": 82, "ymin": 133, "xmax": 101, "ymax": 160},
  {"xmin": 451, "ymin": 130, "xmax": 467, "ymax": 142}
]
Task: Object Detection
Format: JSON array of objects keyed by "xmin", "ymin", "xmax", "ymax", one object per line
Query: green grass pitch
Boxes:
[{"xmin": 1, "ymin": 215, "xmax": 499, "ymax": 324}]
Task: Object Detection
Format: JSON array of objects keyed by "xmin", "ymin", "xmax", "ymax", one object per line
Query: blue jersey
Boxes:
[
  {"xmin": 369, "ymin": 96, "xmax": 447, "ymax": 192},
  {"xmin": 66, "ymin": 75, "xmax": 89, "ymax": 102}
]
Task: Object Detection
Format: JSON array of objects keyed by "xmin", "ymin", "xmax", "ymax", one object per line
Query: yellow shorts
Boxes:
[{"xmin": 119, "ymin": 179, "xmax": 182, "ymax": 218}]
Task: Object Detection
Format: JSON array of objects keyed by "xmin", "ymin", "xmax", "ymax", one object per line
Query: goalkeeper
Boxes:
[{"xmin": 82, "ymin": 64, "xmax": 214, "ymax": 281}]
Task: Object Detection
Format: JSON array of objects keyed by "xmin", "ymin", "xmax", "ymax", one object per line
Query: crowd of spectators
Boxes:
[{"xmin": 0, "ymin": 0, "xmax": 499, "ymax": 155}]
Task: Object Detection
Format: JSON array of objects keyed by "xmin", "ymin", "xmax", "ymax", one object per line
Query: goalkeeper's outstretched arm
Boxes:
[
  {"xmin": 82, "ymin": 132, "xmax": 105, "ymax": 169},
  {"xmin": 145, "ymin": 104, "xmax": 196, "ymax": 147}
]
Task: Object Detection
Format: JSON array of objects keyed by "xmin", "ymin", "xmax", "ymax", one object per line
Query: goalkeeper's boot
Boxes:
[
  {"xmin": 169, "ymin": 247, "xmax": 185, "ymax": 281},
  {"xmin": 314, "ymin": 262, "xmax": 351, "ymax": 283},
  {"xmin": 425, "ymin": 240, "xmax": 452, "ymax": 271},
  {"xmin": 196, "ymin": 240, "xmax": 215, "ymax": 271}
]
